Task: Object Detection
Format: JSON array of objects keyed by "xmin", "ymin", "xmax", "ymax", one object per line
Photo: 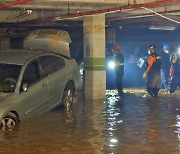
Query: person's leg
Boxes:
[
  {"xmin": 115, "ymin": 74, "xmax": 123, "ymax": 96},
  {"xmin": 146, "ymin": 71, "xmax": 157, "ymax": 96},
  {"xmin": 152, "ymin": 88, "xmax": 159, "ymax": 97},
  {"xmin": 164, "ymin": 69, "xmax": 170, "ymax": 89},
  {"xmin": 147, "ymin": 88, "xmax": 155, "ymax": 96},
  {"xmin": 160, "ymin": 69, "xmax": 166, "ymax": 89},
  {"xmin": 177, "ymin": 77, "xmax": 180, "ymax": 90},
  {"xmin": 153, "ymin": 71, "xmax": 161, "ymax": 97},
  {"xmin": 169, "ymin": 76, "xmax": 178, "ymax": 93}
]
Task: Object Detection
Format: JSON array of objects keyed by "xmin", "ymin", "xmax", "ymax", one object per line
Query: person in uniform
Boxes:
[
  {"xmin": 128, "ymin": 48, "xmax": 140, "ymax": 87},
  {"xmin": 113, "ymin": 44, "xmax": 124, "ymax": 96},
  {"xmin": 142, "ymin": 45, "xmax": 161, "ymax": 97},
  {"xmin": 169, "ymin": 50, "xmax": 180, "ymax": 94},
  {"xmin": 160, "ymin": 44, "xmax": 171, "ymax": 89}
]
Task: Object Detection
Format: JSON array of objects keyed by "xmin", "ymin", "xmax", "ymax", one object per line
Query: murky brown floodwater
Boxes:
[{"xmin": 0, "ymin": 88, "xmax": 180, "ymax": 154}]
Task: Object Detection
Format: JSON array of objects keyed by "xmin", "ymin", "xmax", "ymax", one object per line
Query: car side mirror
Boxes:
[{"xmin": 22, "ymin": 83, "xmax": 28, "ymax": 92}]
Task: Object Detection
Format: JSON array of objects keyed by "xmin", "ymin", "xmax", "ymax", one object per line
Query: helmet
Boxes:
[
  {"xmin": 149, "ymin": 44, "xmax": 156, "ymax": 49},
  {"xmin": 113, "ymin": 44, "xmax": 120, "ymax": 51},
  {"xmin": 163, "ymin": 44, "xmax": 169, "ymax": 50}
]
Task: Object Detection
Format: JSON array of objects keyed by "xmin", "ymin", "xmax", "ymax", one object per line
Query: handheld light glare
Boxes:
[{"xmin": 108, "ymin": 61, "xmax": 115, "ymax": 69}]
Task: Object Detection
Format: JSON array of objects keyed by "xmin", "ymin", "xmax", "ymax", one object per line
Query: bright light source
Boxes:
[
  {"xmin": 108, "ymin": 61, "xmax": 115, "ymax": 69},
  {"xmin": 149, "ymin": 26, "xmax": 176, "ymax": 31},
  {"xmin": 178, "ymin": 47, "xmax": 180, "ymax": 55},
  {"xmin": 27, "ymin": 10, "xmax": 33, "ymax": 15},
  {"xmin": 15, "ymin": 10, "xmax": 33, "ymax": 18}
]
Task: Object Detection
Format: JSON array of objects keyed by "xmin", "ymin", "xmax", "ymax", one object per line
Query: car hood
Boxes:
[{"xmin": 0, "ymin": 93, "xmax": 11, "ymax": 102}]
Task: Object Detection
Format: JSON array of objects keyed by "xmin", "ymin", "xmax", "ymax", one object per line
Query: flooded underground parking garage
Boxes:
[
  {"xmin": 0, "ymin": 89, "xmax": 180, "ymax": 154},
  {"xmin": 0, "ymin": 0, "xmax": 180, "ymax": 153}
]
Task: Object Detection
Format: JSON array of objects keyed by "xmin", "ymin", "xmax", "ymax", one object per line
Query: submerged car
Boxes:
[{"xmin": 0, "ymin": 49, "xmax": 80, "ymax": 130}]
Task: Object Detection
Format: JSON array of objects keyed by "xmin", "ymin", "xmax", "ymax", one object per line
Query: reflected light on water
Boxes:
[
  {"xmin": 175, "ymin": 115, "xmax": 180, "ymax": 141},
  {"xmin": 109, "ymin": 132, "xmax": 113, "ymax": 137},
  {"xmin": 108, "ymin": 121, "xmax": 116, "ymax": 127},
  {"xmin": 109, "ymin": 144, "xmax": 115, "ymax": 147},
  {"xmin": 108, "ymin": 138, "xmax": 118, "ymax": 148},
  {"xmin": 107, "ymin": 97, "xmax": 119, "ymax": 106},
  {"xmin": 108, "ymin": 117, "xmax": 116, "ymax": 120},
  {"xmin": 117, "ymin": 120, "xmax": 123, "ymax": 123},
  {"xmin": 1, "ymin": 90, "xmax": 180, "ymax": 153},
  {"xmin": 110, "ymin": 138, "xmax": 118, "ymax": 143},
  {"xmin": 108, "ymin": 127, "xmax": 116, "ymax": 131},
  {"xmin": 105, "ymin": 95, "xmax": 121, "ymax": 151}
]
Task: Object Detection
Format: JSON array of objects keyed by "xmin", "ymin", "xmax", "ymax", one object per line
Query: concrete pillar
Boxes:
[
  {"xmin": 0, "ymin": 29, "xmax": 10, "ymax": 50},
  {"xmin": 83, "ymin": 14, "xmax": 106, "ymax": 100}
]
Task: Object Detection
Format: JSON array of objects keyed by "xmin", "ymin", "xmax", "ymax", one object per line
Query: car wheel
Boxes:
[
  {"xmin": 1, "ymin": 112, "xmax": 19, "ymax": 131},
  {"xmin": 62, "ymin": 82, "xmax": 74, "ymax": 109}
]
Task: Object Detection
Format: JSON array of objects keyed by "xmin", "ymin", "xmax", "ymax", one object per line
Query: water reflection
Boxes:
[
  {"xmin": 103, "ymin": 90, "xmax": 180, "ymax": 153},
  {"xmin": 0, "ymin": 89, "xmax": 180, "ymax": 153}
]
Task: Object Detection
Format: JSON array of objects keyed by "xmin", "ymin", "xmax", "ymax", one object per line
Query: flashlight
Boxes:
[{"xmin": 108, "ymin": 61, "xmax": 115, "ymax": 69}]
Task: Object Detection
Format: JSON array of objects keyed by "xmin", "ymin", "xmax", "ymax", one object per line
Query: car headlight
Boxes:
[{"xmin": 108, "ymin": 61, "xmax": 115, "ymax": 69}]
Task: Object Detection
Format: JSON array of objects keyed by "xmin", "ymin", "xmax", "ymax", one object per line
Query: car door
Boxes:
[
  {"xmin": 38, "ymin": 55, "xmax": 67, "ymax": 107},
  {"xmin": 17, "ymin": 59, "xmax": 49, "ymax": 119}
]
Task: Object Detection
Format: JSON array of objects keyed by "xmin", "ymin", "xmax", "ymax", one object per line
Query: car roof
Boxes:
[{"xmin": 0, "ymin": 49, "xmax": 47, "ymax": 65}]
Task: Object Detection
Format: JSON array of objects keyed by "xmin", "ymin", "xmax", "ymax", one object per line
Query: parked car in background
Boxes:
[{"xmin": 0, "ymin": 49, "xmax": 80, "ymax": 130}]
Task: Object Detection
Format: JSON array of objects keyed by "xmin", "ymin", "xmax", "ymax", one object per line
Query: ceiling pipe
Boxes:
[
  {"xmin": 11, "ymin": 3, "xmax": 118, "ymax": 10},
  {"xmin": 0, "ymin": 0, "xmax": 33, "ymax": 9},
  {"xmin": 141, "ymin": 6, "xmax": 180, "ymax": 24},
  {"xmin": 8, "ymin": 0, "xmax": 180, "ymax": 26}
]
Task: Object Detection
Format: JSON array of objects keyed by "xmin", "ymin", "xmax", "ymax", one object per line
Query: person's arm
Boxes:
[
  {"xmin": 172, "ymin": 56, "xmax": 177, "ymax": 64},
  {"xmin": 143, "ymin": 65, "xmax": 152, "ymax": 79},
  {"xmin": 142, "ymin": 56, "xmax": 154, "ymax": 79}
]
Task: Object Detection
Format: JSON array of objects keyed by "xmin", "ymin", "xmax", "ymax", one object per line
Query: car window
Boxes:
[
  {"xmin": 39, "ymin": 55, "xmax": 65, "ymax": 77},
  {"xmin": 0, "ymin": 64, "xmax": 22, "ymax": 92},
  {"xmin": 22, "ymin": 60, "xmax": 40, "ymax": 86}
]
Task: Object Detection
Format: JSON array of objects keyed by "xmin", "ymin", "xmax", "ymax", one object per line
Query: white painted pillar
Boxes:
[{"xmin": 83, "ymin": 14, "xmax": 106, "ymax": 100}]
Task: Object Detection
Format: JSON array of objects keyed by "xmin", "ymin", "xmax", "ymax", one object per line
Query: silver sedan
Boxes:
[{"xmin": 0, "ymin": 49, "xmax": 80, "ymax": 130}]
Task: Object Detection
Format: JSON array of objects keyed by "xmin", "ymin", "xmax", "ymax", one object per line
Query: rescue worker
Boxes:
[
  {"xmin": 169, "ymin": 50, "xmax": 180, "ymax": 94},
  {"xmin": 113, "ymin": 44, "xmax": 124, "ymax": 96},
  {"xmin": 160, "ymin": 44, "xmax": 171, "ymax": 89},
  {"xmin": 128, "ymin": 48, "xmax": 140, "ymax": 87},
  {"xmin": 142, "ymin": 45, "xmax": 161, "ymax": 97}
]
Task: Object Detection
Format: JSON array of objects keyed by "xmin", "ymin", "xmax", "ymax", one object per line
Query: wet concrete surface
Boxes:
[{"xmin": 0, "ymin": 88, "xmax": 180, "ymax": 154}]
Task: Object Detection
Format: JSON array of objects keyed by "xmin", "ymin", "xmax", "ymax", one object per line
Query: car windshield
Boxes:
[{"xmin": 0, "ymin": 63, "xmax": 22, "ymax": 92}]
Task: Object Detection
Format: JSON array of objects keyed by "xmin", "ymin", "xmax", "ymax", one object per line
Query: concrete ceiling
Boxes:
[{"xmin": 0, "ymin": 0, "xmax": 180, "ymax": 31}]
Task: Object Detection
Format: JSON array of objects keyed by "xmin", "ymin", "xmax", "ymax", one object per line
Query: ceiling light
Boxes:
[
  {"xmin": 15, "ymin": 10, "xmax": 33, "ymax": 18},
  {"xmin": 149, "ymin": 25, "xmax": 176, "ymax": 31}
]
